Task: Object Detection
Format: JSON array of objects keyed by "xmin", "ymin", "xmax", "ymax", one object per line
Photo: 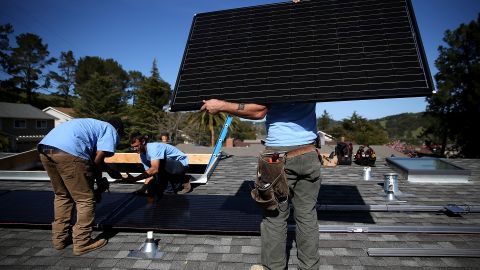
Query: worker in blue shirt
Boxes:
[
  {"xmin": 37, "ymin": 117, "xmax": 125, "ymax": 256},
  {"xmin": 201, "ymin": 99, "xmax": 321, "ymax": 270},
  {"xmin": 121, "ymin": 132, "xmax": 191, "ymax": 195}
]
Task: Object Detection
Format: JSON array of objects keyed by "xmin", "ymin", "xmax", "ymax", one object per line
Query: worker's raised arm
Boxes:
[{"xmin": 200, "ymin": 99, "xmax": 267, "ymax": 120}]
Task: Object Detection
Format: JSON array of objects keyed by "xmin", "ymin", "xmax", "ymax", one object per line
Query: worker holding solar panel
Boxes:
[
  {"xmin": 201, "ymin": 98, "xmax": 321, "ymax": 270},
  {"xmin": 119, "ymin": 132, "xmax": 191, "ymax": 195},
  {"xmin": 169, "ymin": 0, "xmax": 434, "ymax": 266}
]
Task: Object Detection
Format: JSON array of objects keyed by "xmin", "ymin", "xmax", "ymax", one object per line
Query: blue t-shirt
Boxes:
[
  {"xmin": 140, "ymin": 142, "xmax": 189, "ymax": 170},
  {"xmin": 264, "ymin": 103, "xmax": 317, "ymax": 146},
  {"xmin": 39, "ymin": 118, "xmax": 119, "ymax": 160}
]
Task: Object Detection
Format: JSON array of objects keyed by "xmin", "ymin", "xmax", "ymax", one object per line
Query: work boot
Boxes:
[
  {"xmin": 53, "ymin": 236, "xmax": 73, "ymax": 250},
  {"xmin": 52, "ymin": 223, "xmax": 72, "ymax": 250},
  {"xmin": 250, "ymin": 265, "xmax": 265, "ymax": 270},
  {"xmin": 176, "ymin": 181, "xmax": 191, "ymax": 194},
  {"xmin": 73, "ymin": 238, "xmax": 107, "ymax": 256}
]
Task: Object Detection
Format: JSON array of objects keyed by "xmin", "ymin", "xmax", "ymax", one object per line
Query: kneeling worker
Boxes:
[{"xmin": 121, "ymin": 132, "xmax": 191, "ymax": 195}]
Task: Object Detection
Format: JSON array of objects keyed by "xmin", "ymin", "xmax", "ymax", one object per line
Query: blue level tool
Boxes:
[{"xmin": 204, "ymin": 115, "xmax": 233, "ymax": 173}]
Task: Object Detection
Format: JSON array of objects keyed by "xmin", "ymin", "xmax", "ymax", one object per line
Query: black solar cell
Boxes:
[{"xmin": 171, "ymin": 0, "xmax": 432, "ymax": 111}]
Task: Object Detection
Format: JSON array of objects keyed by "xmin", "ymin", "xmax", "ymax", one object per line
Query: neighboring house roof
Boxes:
[
  {"xmin": 53, "ymin": 107, "xmax": 75, "ymax": 117},
  {"xmin": 42, "ymin": 106, "xmax": 75, "ymax": 119},
  {"xmin": 318, "ymin": 130, "xmax": 334, "ymax": 141},
  {"xmin": 0, "ymin": 102, "xmax": 55, "ymax": 120}
]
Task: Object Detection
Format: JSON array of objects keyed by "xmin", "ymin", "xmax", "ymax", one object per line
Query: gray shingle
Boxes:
[
  {"xmin": 0, "ymin": 247, "xmax": 30, "ymax": 256},
  {"xmin": 185, "ymin": 252, "xmax": 207, "ymax": 261},
  {"xmin": 240, "ymin": 245, "xmax": 260, "ymax": 254},
  {"xmin": 146, "ymin": 261, "xmax": 171, "ymax": 270},
  {"xmin": 92, "ymin": 258, "xmax": 118, "ymax": 268},
  {"xmin": 131, "ymin": 259, "xmax": 151, "ymax": 269}
]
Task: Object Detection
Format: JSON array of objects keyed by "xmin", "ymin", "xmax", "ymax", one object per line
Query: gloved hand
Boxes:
[
  {"xmin": 94, "ymin": 177, "xmax": 110, "ymax": 203},
  {"xmin": 118, "ymin": 172, "xmax": 151, "ymax": 184},
  {"xmin": 96, "ymin": 177, "xmax": 110, "ymax": 193},
  {"xmin": 116, "ymin": 172, "xmax": 139, "ymax": 184}
]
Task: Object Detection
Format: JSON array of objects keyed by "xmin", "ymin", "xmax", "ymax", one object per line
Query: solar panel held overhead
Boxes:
[{"xmin": 170, "ymin": 0, "xmax": 433, "ymax": 112}]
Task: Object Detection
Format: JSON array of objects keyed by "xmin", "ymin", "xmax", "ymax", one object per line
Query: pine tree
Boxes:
[
  {"xmin": 317, "ymin": 110, "xmax": 332, "ymax": 131},
  {"xmin": 49, "ymin": 50, "xmax": 76, "ymax": 106},
  {"xmin": 130, "ymin": 59, "xmax": 171, "ymax": 137},
  {"xmin": 74, "ymin": 73, "xmax": 126, "ymax": 120},
  {"xmin": 5, "ymin": 33, "xmax": 56, "ymax": 103},
  {"xmin": 425, "ymin": 14, "xmax": 480, "ymax": 157},
  {"xmin": 0, "ymin": 23, "xmax": 14, "ymax": 73}
]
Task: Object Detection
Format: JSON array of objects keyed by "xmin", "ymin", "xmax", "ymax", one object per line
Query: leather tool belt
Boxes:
[
  {"xmin": 285, "ymin": 144, "xmax": 316, "ymax": 158},
  {"xmin": 251, "ymin": 144, "xmax": 316, "ymax": 211}
]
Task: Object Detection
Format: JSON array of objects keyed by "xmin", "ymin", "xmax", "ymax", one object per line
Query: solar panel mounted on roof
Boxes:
[{"xmin": 170, "ymin": 0, "xmax": 433, "ymax": 111}]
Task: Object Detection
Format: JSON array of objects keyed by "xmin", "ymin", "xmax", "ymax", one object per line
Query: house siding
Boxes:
[
  {"xmin": 1, "ymin": 118, "xmax": 54, "ymax": 136},
  {"xmin": 0, "ymin": 118, "xmax": 54, "ymax": 152}
]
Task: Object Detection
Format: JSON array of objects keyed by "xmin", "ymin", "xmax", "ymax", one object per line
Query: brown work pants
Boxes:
[{"xmin": 39, "ymin": 152, "xmax": 95, "ymax": 249}]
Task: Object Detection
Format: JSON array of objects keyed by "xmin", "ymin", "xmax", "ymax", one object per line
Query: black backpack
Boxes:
[
  {"xmin": 335, "ymin": 142, "xmax": 353, "ymax": 165},
  {"xmin": 354, "ymin": 145, "xmax": 377, "ymax": 166}
]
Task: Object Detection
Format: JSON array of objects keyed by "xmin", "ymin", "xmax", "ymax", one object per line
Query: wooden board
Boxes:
[{"xmin": 105, "ymin": 153, "xmax": 211, "ymax": 165}]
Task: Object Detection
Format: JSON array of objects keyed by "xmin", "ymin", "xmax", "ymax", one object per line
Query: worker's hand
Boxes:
[
  {"xmin": 116, "ymin": 172, "xmax": 136, "ymax": 183},
  {"xmin": 201, "ymin": 99, "xmax": 225, "ymax": 114},
  {"xmin": 292, "ymin": 0, "xmax": 300, "ymax": 3}
]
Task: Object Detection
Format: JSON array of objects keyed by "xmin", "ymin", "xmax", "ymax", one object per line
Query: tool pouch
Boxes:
[{"xmin": 251, "ymin": 153, "xmax": 289, "ymax": 211}]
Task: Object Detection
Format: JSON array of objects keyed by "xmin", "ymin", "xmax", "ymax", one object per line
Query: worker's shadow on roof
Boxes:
[
  {"xmin": 316, "ymin": 184, "xmax": 375, "ymax": 224},
  {"xmin": 220, "ymin": 180, "xmax": 262, "ymax": 215},
  {"xmin": 221, "ymin": 181, "xmax": 375, "ymax": 224}
]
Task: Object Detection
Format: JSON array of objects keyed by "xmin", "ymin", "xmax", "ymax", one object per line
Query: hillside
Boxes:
[{"xmin": 373, "ymin": 112, "xmax": 427, "ymax": 145}]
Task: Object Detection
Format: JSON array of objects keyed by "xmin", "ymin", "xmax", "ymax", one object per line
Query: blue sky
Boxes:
[{"xmin": 1, "ymin": 0, "xmax": 479, "ymax": 120}]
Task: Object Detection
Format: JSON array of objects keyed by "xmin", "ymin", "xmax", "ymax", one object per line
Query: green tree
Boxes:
[
  {"xmin": 75, "ymin": 56, "xmax": 129, "ymax": 92},
  {"xmin": 0, "ymin": 79, "xmax": 21, "ymax": 102},
  {"xmin": 425, "ymin": 15, "xmax": 480, "ymax": 157},
  {"xmin": 74, "ymin": 73, "xmax": 126, "ymax": 120},
  {"xmin": 317, "ymin": 110, "xmax": 332, "ymax": 131},
  {"xmin": 140, "ymin": 60, "xmax": 170, "ymax": 108},
  {"xmin": 340, "ymin": 112, "xmax": 389, "ymax": 145},
  {"xmin": 378, "ymin": 113, "xmax": 425, "ymax": 144},
  {"xmin": 187, "ymin": 111, "xmax": 228, "ymax": 147},
  {"xmin": 5, "ymin": 33, "xmax": 56, "ymax": 103},
  {"xmin": 49, "ymin": 50, "xmax": 76, "ymax": 106},
  {"xmin": 74, "ymin": 56, "xmax": 129, "ymax": 119},
  {"xmin": 186, "ymin": 112, "xmax": 240, "ymax": 147},
  {"xmin": 130, "ymin": 60, "xmax": 171, "ymax": 137},
  {"xmin": 230, "ymin": 118, "xmax": 256, "ymax": 140},
  {"xmin": 0, "ymin": 23, "xmax": 14, "ymax": 72},
  {"xmin": 179, "ymin": 112, "xmax": 210, "ymax": 145},
  {"xmin": 127, "ymin": 70, "xmax": 145, "ymax": 103}
]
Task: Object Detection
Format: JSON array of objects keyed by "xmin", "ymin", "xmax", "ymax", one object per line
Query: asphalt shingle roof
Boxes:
[
  {"xmin": 1, "ymin": 156, "xmax": 480, "ymax": 269},
  {"xmin": 0, "ymin": 102, "xmax": 56, "ymax": 120}
]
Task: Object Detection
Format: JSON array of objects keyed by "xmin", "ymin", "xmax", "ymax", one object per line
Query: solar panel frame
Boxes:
[{"xmin": 170, "ymin": 0, "xmax": 433, "ymax": 112}]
